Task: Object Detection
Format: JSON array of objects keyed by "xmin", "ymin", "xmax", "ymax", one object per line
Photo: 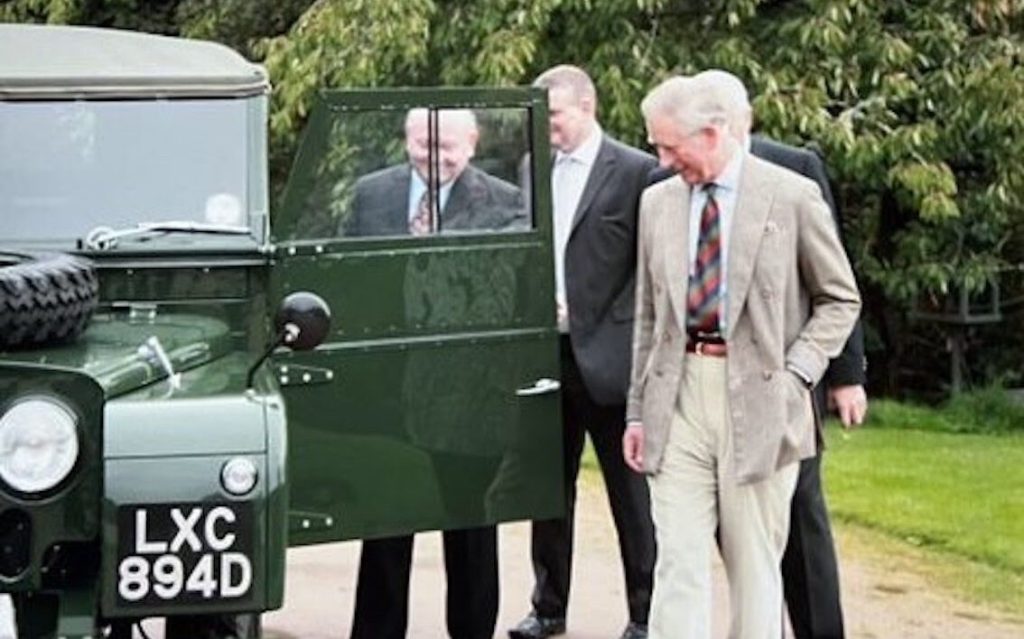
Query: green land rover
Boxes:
[{"xmin": 0, "ymin": 24, "xmax": 563, "ymax": 638}]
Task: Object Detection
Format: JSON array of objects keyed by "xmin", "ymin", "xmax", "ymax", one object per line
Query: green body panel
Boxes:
[
  {"xmin": 93, "ymin": 255, "xmax": 271, "ymax": 369},
  {"xmin": 106, "ymin": 390, "xmax": 266, "ymax": 457},
  {"xmin": 0, "ymin": 262, "xmax": 288, "ymax": 622},
  {"xmin": 100, "ymin": 454, "xmax": 272, "ymax": 617},
  {"xmin": 91, "ymin": 265, "xmax": 288, "ymax": 614},
  {"xmin": 101, "ymin": 359, "xmax": 289, "ymax": 611},
  {"xmin": 2, "ymin": 313, "xmax": 233, "ymax": 399},
  {"xmin": 1, "ymin": 255, "xmax": 271, "ymax": 396},
  {"xmin": 271, "ymin": 87, "xmax": 564, "ymax": 543}
]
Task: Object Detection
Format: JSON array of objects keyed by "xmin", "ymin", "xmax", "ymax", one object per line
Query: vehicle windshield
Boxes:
[{"xmin": 0, "ymin": 97, "xmax": 265, "ymax": 247}]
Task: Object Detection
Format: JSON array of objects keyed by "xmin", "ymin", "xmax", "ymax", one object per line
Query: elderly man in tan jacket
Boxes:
[{"xmin": 622, "ymin": 71, "xmax": 861, "ymax": 638}]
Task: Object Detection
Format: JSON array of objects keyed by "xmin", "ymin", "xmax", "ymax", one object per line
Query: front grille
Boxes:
[{"xmin": 0, "ymin": 508, "xmax": 31, "ymax": 578}]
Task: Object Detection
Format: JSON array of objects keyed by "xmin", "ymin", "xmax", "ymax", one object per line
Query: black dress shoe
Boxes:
[
  {"xmin": 508, "ymin": 612, "xmax": 566, "ymax": 639},
  {"xmin": 619, "ymin": 621, "xmax": 648, "ymax": 639}
]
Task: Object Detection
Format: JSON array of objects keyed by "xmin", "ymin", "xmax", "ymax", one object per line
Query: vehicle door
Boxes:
[{"xmin": 269, "ymin": 88, "xmax": 563, "ymax": 544}]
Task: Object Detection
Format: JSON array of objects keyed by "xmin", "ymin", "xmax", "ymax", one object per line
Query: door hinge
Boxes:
[
  {"xmin": 276, "ymin": 243, "xmax": 329, "ymax": 258},
  {"xmin": 276, "ymin": 363, "xmax": 335, "ymax": 387},
  {"xmin": 288, "ymin": 510, "xmax": 336, "ymax": 533}
]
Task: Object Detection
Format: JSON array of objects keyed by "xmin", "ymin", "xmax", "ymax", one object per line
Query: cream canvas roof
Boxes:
[{"xmin": 0, "ymin": 24, "xmax": 269, "ymax": 99}]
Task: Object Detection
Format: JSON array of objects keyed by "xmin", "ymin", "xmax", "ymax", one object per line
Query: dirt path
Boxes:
[
  {"xmin": 256, "ymin": 477, "xmax": 1023, "ymax": 639},
  {"xmin": 6, "ymin": 477, "xmax": 1015, "ymax": 638},
  {"xmin": 832, "ymin": 526, "xmax": 1023, "ymax": 639}
]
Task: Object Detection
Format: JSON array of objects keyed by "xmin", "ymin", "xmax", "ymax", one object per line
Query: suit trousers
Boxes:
[
  {"xmin": 350, "ymin": 526, "xmax": 498, "ymax": 639},
  {"xmin": 350, "ymin": 453, "xmax": 500, "ymax": 639},
  {"xmin": 529, "ymin": 336, "xmax": 655, "ymax": 623},
  {"xmin": 782, "ymin": 452, "xmax": 844, "ymax": 638},
  {"xmin": 648, "ymin": 355, "xmax": 798, "ymax": 639}
]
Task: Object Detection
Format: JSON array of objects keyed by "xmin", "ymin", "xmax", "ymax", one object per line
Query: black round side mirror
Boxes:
[{"xmin": 274, "ymin": 291, "xmax": 331, "ymax": 351}]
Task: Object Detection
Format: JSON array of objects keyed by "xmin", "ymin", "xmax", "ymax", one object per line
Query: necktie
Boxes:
[
  {"xmin": 410, "ymin": 187, "xmax": 433, "ymax": 235},
  {"xmin": 687, "ymin": 183, "xmax": 722, "ymax": 335}
]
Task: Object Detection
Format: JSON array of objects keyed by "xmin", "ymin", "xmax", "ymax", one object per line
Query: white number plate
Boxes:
[{"xmin": 116, "ymin": 503, "xmax": 254, "ymax": 606}]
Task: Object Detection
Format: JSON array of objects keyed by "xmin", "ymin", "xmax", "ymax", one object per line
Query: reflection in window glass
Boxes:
[
  {"xmin": 285, "ymin": 110, "xmax": 406, "ymax": 238},
  {"xmin": 439, "ymin": 107, "xmax": 531, "ymax": 235},
  {"xmin": 0, "ymin": 100, "xmax": 253, "ymax": 244},
  {"xmin": 286, "ymin": 107, "xmax": 533, "ymax": 240}
]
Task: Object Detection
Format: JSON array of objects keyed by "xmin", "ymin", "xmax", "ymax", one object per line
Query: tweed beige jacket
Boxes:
[{"xmin": 625, "ymin": 153, "xmax": 861, "ymax": 484}]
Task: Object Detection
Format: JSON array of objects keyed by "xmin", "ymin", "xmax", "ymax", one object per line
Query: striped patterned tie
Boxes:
[
  {"xmin": 687, "ymin": 183, "xmax": 722, "ymax": 334},
  {"xmin": 409, "ymin": 187, "xmax": 433, "ymax": 235}
]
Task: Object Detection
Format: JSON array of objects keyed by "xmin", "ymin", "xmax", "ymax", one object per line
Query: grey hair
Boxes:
[
  {"xmin": 533, "ymin": 64, "xmax": 597, "ymax": 104},
  {"xmin": 693, "ymin": 69, "xmax": 752, "ymax": 134},
  {"xmin": 641, "ymin": 70, "xmax": 751, "ymax": 135},
  {"xmin": 405, "ymin": 108, "xmax": 478, "ymax": 135}
]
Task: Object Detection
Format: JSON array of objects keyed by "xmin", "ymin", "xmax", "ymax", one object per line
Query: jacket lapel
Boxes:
[
  {"xmin": 659, "ymin": 178, "xmax": 690, "ymax": 331},
  {"xmin": 725, "ymin": 154, "xmax": 773, "ymax": 339},
  {"xmin": 440, "ymin": 166, "xmax": 476, "ymax": 228},
  {"xmin": 391, "ymin": 166, "xmax": 413, "ymax": 232},
  {"xmin": 570, "ymin": 137, "xmax": 615, "ymax": 235}
]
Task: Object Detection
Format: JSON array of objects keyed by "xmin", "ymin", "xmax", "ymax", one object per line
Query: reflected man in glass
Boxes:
[
  {"xmin": 347, "ymin": 107, "xmax": 525, "ymax": 639},
  {"xmin": 343, "ymin": 108, "xmax": 526, "ymax": 237}
]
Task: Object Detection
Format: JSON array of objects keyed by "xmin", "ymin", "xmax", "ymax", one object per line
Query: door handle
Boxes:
[{"xmin": 515, "ymin": 378, "xmax": 561, "ymax": 397}]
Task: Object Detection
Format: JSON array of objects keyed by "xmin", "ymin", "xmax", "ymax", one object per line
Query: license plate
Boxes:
[{"xmin": 116, "ymin": 503, "xmax": 254, "ymax": 606}]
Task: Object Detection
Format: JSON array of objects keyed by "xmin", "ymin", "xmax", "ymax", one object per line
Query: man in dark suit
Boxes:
[
  {"xmin": 508, "ymin": 65, "xmax": 657, "ymax": 639},
  {"xmin": 347, "ymin": 107, "xmax": 524, "ymax": 639},
  {"xmin": 751, "ymin": 137, "xmax": 866, "ymax": 639},
  {"xmin": 648, "ymin": 100, "xmax": 868, "ymax": 639},
  {"xmin": 343, "ymin": 108, "xmax": 525, "ymax": 238}
]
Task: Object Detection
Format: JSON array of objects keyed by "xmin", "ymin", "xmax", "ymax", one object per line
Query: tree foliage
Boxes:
[{"xmin": 7, "ymin": 0, "xmax": 1024, "ymax": 394}]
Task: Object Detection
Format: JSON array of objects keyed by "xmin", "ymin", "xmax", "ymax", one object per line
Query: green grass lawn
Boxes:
[
  {"xmin": 581, "ymin": 395, "xmax": 1024, "ymax": 615},
  {"xmin": 823, "ymin": 401, "xmax": 1024, "ymax": 615},
  {"xmin": 824, "ymin": 426, "xmax": 1024, "ymax": 572}
]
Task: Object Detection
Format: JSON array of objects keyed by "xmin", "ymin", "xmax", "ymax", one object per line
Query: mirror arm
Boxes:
[{"xmin": 246, "ymin": 323, "xmax": 301, "ymax": 389}]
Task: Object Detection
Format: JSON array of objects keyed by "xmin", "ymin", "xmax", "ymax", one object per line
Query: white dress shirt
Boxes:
[{"xmin": 552, "ymin": 124, "xmax": 602, "ymax": 332}]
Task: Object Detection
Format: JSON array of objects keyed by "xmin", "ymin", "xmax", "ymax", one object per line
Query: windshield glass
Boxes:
[{"xmin": 0, "ymin": 98, "xmax": 262, "ymax": 246}]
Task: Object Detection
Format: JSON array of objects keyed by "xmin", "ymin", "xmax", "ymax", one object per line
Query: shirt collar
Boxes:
[
  {"xmin": 411, "ymin": 168, "xmax": 455, "ymax": 194},
  {"xmin": 555, "ymin": 124, "xmax": 603, "ymax": 167},
  {"xmin": 409, "ymin": 167, "xmax": 455, "ymax": 214},
  {"xmin": 697, "ymin": 146, "xmax": 744, "ymax": 196},
  {"xmin": 411, "ymin": 168, "xmax": 427, "ymax": 191}
]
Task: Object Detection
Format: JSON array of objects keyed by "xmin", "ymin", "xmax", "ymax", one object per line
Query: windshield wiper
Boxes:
[{"xmin": 82, "ymin": 221, "xmax": 251, "ymax": 251}]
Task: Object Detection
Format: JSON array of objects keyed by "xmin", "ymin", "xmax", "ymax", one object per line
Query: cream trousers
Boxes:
[{"xmin": 648, "ymin": 354, "xmax": 798, "ymax": 639}]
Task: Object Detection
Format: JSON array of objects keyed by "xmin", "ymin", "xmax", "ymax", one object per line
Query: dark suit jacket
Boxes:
[
  {"xmin": 343, "ymin": 163, "xmax": 527, "ymax": 236},
  {"xmin": 564, "ymin": 136, "xmax": 657, "ymax": 406}
]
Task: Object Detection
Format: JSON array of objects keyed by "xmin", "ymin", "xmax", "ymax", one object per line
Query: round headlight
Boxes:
[
  {"xmin": 221, "ymin": 457, "xmax": 258, "ymax": 496},
  {"xmin": 0, "ymin": 398, "xmax": 79, "ymax": 494}
]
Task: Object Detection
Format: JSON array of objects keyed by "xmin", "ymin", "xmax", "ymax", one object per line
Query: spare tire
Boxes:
[{"xmin": 0, "ymin": 252, "xmax": 99, "ymax": 349}]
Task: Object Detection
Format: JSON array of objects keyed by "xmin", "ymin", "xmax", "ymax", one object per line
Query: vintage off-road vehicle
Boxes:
[{"xmin": 0, "ymin": 24, "xmax": 562, "ymax": 637}]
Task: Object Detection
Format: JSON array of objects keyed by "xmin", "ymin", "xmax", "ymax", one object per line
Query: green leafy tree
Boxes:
[
  {"xmin": 261, "ymin": 0, "xmax": 1024, "ymax": 395},
  {"xmin": 8, "ymin": 0, "xmax": 1024, "ymax": 394},
  {"xmin": 176, "ymin": 0, "xmax": 313, "ymax": 54}
]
